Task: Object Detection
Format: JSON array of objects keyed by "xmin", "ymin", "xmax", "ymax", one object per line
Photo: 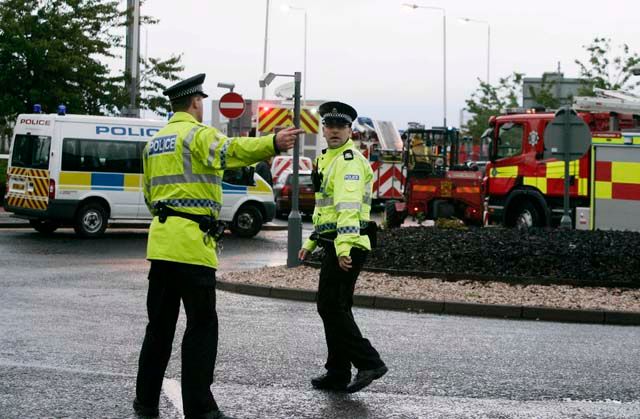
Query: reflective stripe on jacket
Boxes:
[
  {"xmin": 303, "ymin": 139, "xmax": 373, "ymax": 257},
  {"xmin": 143, "ymin": 112, "xmax": 276, "ymax": 268}
]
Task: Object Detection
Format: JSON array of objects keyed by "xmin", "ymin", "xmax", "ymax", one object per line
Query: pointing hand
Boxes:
[{"xmin": 275, "ymin": 127, "xmax": 305, "ymax": 152}]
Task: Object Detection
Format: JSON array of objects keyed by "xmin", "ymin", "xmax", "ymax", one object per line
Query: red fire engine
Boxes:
[{"xmin": 484, "ymin": 89, "xmax": 640, "ymax": 228}]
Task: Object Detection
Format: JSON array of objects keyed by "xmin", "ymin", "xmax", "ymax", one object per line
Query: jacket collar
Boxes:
[
  {"xmin": 325, "ymin": 139, "xmax": 354, "ymax": 157},
  {"xmin": 168, "ymin": 111, "xmax": 199, "ymax": 124}
]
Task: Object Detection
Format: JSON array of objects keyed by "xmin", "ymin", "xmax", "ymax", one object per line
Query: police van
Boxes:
[{"xmin": 3, "ymin": 111, "xmax": 275, "ymax": 237}]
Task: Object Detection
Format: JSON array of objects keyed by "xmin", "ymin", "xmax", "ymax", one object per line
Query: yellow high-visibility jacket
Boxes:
[
  {"xmin": 303, "ymin": 139, "xmax": 373, "ymax": 257},
  {"xmin": 143, "ymin": 112, "xmax": 276, "ymax": 268}
]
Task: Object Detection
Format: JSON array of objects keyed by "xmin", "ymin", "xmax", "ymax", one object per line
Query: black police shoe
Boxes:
[
  {"xmin": 210, "ymin": 410, "xmax": 236, "ymax": 419},
  {"xmin": 346, "ymin": 365, "xmax": 388, "ymax": 393},
  {"xmin": 311, "ymin": 373, "xmax": 350, "ymax": 391},
  {"xmin": 132, "ymin": 398, "xmax": 159, "ymax": 418},
  {"xmin": 187, "ymin": 409, "xmax": 236, "ymax": 419}
]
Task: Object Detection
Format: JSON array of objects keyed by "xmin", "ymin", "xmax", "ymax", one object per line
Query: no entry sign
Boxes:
[{"xmin": 219, "ymin": 92, "xmax": 246, "ymax": 119}]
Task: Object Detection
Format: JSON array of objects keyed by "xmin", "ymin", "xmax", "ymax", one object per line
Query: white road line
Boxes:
[{"xmin": 162, "ymin": 377, "xmax": 184, "ymax": 415}]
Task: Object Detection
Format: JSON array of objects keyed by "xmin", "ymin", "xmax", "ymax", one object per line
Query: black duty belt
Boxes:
[
  {"xmin": 153, "ymin": 202, "xmax": 225, "ymax": 242},
  {"xmin": 310, "ymin": 221, "xmax": 378, "ymax": 248}
]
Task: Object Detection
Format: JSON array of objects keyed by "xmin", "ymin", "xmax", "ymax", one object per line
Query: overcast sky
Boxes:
[{"xmin": 138, "ymin": 0, "xmax": 639, "ymax": 129}]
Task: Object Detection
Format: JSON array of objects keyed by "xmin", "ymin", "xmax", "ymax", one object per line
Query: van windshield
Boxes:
[{"xmin": 11, "ymin": 135, "xmax": 51, "ymax": 169}]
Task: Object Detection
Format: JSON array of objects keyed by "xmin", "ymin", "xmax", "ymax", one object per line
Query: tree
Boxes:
[
  {"xmin": 0, "ymin": 0, "xmax": 183, "ymax": 145},
  {"xmin": 575, "ymin": 37, "xmax": 640, "ymax": 96},
  {"xmin": 462, "ymin": 72, "xmax": 523, "ymax": 140}
]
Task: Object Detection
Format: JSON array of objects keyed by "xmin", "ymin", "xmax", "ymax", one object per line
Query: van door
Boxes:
[{"xmin": 6, "ymin": 134, "xmax": 52, "ymax": 212}]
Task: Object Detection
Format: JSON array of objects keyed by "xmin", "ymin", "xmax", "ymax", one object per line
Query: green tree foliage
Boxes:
[
  {"xmin": 463, "ymin": 72, "xmax": 523, "ymax": 140},
  {"xmin": 0, "ymin": 0, "xmax": 182, "ymax": 127},
  {"xmin": 575, "ymin": 37, "xmax": 640, "ymax": 95}
]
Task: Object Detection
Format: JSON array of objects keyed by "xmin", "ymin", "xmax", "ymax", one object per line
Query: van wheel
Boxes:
[
  {"xmin": 30, "ymin": 220, "xmax": 59, "ymax": 234},
  {"xmin": 231, "ymin": 205, "xmax": 263, "ymax": 238},
  {"xmin": 74, "ymin": 202, "xmax": 108, "ymax": 237}
]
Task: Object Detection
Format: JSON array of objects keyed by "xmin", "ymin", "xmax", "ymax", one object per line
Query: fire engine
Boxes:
[
  {"xmin": 384, "ymin": 127, "xmax": 488, "ymax": 227},
  {"xmin": 484, "ymin": 89, "xmax": 640, "ymax": 230}
]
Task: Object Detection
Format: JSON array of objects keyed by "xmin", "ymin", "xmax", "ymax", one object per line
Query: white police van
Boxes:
[{"xmin": 3, "ymin": 111, "xmax": 275, "ymax": 237}]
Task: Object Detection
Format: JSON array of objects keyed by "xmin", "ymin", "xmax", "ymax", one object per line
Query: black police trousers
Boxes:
[
  {"xmin": 135, "ymin": 260, "xmax": 218, "ymax": 418},
  {"xmin": 317, "ymin": 245, "xmax": 385, "ymax": 380}
]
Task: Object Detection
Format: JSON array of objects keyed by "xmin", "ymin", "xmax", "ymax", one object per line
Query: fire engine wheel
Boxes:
[
  {"xmin": 231, "ymin": 204, "xmax": 263, "ymax": 238},
  {"xmin": 513, "ymin": 201, "xmax": 541, "ymax": 230},
  {"xmin": 74, "ymin": 202, "xmax": 108, "ymax": 238},
  {"xmin": 384, "ymin": 200, "xmax": 403, "ymax": 229},
  {"xmin": 30, "ymin": 219, "xmax": 59, "ymax": 234}
]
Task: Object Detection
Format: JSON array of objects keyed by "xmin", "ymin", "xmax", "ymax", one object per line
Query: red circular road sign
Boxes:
[{"xmin": 218, "ymin": 92, "xmax": 246, "ymax": 119}]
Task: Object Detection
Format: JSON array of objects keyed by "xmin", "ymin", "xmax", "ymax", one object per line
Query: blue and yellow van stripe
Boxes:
[
  {"xmin": 59, "ymin": 171, "xmax": 273, "ymax": 195},
  {"xmin": 59, "ymin": 172, "xmax": 142, "ymax": 192},
  {"xmin": 222, "ymin": 177, "xmax": 272, "ymax": 195}
]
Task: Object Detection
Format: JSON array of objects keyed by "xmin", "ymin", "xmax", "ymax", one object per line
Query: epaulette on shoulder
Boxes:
[{"xmin": 343, "ymin": 149, "xmax": 354, "ymax": 160}]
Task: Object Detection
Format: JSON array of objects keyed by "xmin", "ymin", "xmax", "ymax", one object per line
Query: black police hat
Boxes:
[
  {"xmin": 163, "ymin": 73, "xmax": 209, "ymax": 101},
  {"xmin": 319, "ymin": 101, "xmax": 357, "ymax": 126}
]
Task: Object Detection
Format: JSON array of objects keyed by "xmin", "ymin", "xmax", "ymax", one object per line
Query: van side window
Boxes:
[
  {"xmin": 223, "ymin": 168, "xmax": 245, "ymax": 185},
  {"xmin": 62, "ymin": 139, "xmax": 142, "ymax": 173}
]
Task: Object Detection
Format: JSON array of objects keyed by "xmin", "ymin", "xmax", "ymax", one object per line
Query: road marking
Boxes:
[{"xmin": 162, "ymin": 378, "xmax": 184, "ymax": 415}]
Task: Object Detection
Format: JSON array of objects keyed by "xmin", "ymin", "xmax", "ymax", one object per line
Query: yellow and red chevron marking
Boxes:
[
  {"xmin": 6, "ymin": 167, "xmax": 50, "ymax": 210},
  {"xmin": 258, "ymin": 107, "xmax": 292, "ymax": 133},
  {"xmin": 300, "ymin": 109, "xmax": 319, "ymax": 134}
]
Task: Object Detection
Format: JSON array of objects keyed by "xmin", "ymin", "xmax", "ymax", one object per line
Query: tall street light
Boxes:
[
  {"xmin": 281, "ymin": 4, "xmax": 308, "ymax": 105},
  {"xmin": 260, "ymin": 71, "xmax": 302, "ymax": 267},
  {"xmin": 403, "ymin": 3, "xmax": 447, "ymax": 129},
  {"xmin": 460, "ymin": 17, "xmax": 491, "ymax": 84},
  {"xmin": 261, "ymin": 0, "xmax": 271, "ymax": 100}
]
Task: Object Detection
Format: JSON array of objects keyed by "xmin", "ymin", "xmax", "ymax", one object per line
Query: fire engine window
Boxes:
[
  {"xmin": 10, "ymin": 135, "xmax": 51, "ymax": 169},
  {"xmin": 497, "ymin": 123, "xmax": 523, "ymax": 159}
]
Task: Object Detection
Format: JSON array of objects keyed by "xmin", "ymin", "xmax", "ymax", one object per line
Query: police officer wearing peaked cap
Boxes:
[
  {"xmin": 299, "ymin": 101, "xmax": 388, "ymax": 394},
  {"xmin": 133, "ymin": 74, "xmax": 303, "ymax": 419}
]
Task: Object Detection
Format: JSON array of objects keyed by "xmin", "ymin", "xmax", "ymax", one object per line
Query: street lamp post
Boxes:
[
  {"xmin": 261, "ymin": 0, "xmax": 271, "ymax": 100},
  {"xmin": 403, "ymin": 3, "xmax": 447, "ymax": 129},
  {"xmin": 281, "ymin": 4, "xmax": 308, "ymax": 105},
  {"xmin": 259, "ymin": 71, "xmax": 303, "ymax": 267},
  {"xmin": 460, "ymin": 17, "xmax": 491, "ymax": 84}
]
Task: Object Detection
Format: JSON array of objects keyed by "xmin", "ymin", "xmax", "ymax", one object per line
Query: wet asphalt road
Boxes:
[{"xmin": 0, "ymin": 227, "xmax": 639, "ymax": 419}]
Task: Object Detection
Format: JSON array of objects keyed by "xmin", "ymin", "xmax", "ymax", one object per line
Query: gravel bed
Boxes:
[{"xmin": 219, "ymin": 265, "xmax": 640, "ymax": 313}]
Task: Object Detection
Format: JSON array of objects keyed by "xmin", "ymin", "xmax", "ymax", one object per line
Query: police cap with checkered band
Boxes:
[
  {"xmin": 163, "ymin": 73, "xmax": 209, "ymax": 101},
  {"xmin": 319, "ymin": 101, "xmax": 357, "ymax": 126}
]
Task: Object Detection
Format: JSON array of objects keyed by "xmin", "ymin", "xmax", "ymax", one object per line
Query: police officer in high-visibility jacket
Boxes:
[
  {"xmin": 133, "ymin": 73, "xmax": 302, "ymax": 419},
  {"xmin": 298, "ymin": 101, "xmax": 387, "ymax": 394}
]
